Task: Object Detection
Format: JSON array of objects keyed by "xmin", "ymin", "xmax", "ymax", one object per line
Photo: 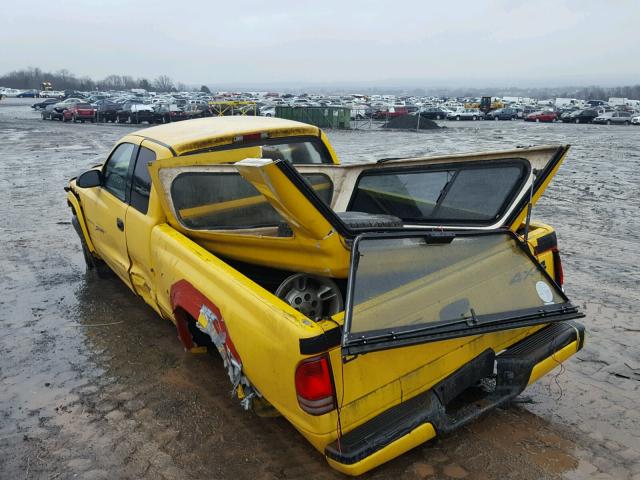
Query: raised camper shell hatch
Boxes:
[
  {"xmin": 148, "ymin": 144, "xmax": 571, "ymax": 277},
  {"xmin": 341, "ymin": 230, "xmax": 582, "ymax": 355}
]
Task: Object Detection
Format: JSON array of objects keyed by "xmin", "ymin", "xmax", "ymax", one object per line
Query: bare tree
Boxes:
[{"xmin": 153, "ymin": 75, "xmax": 174, "ymax": 92}]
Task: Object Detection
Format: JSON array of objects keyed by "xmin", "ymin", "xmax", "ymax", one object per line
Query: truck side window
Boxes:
[
  {"xmin": 130, "ymin": 147, "xmax": 155, "ymax": 214},
  {"xmin": 103, "ymin": 143, "xmax": 135, "ymax": 201}
]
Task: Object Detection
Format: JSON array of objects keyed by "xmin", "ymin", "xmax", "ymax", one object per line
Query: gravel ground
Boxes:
[{"xmin": 0, "ymin": 98, "xmax": 638, "ymax": 480}]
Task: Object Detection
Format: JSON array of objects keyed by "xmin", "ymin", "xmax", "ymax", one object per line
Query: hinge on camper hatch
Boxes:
[{"xmin": 522, "ymin": 170, "xmax": 538, "ymax": 244}]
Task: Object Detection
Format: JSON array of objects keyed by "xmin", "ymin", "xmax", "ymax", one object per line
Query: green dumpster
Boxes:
[{"xmin": 275, "ymin": 106, "xmax": 351, "ymax": 129}]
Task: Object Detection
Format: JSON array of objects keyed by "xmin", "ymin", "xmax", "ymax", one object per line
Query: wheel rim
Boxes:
[{"xmin": 275, "ymin": 274, "xmax": 343, "ymax": 321}]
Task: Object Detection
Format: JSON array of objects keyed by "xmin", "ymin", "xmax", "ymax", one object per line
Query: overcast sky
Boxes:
[{"xmin": 2, "ymin": 0, "xmax": 638, "ymax": 88}]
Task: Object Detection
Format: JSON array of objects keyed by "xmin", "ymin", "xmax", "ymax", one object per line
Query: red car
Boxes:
[
  {"xmin": 63, "ymin": 103, "xmax": 96, "ymax": 123},
  {"xmin": 372, "ymin": 106, "xmax": 409, "ymax": 119},
  {"xmin": 525, "ymin": 111, "xmax": 558, "ymax": 122}
]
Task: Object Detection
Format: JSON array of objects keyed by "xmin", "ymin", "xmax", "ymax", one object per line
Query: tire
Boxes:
[
  {"xmin": 456, "ymin": 116, "xmax": 460, "ymax": 121},
  {"xmin": 472, "ymin": 116, "xmax": 477, "ymax": 121},
  {"xmin": 73, "ymin": 114, "xmax": 77, "ymax": 123},
  {"xmin": 625, "ymin": 121, "xmax": 630, "ymax": 126},
  {"xmin": 116, "ymin": 115, "xmax": 121, "ymax": 123},
  {"xmin": 535, "ymin": 118, "xmax": 540, "ymax": 123},
  {"xmin": 266, "ymin": 113, "xmax": 272, "ymax": 117},
  {"xmin": 606, "ymin": 120, "xmax": 611, "ymax": 125},
  {"xmin": 575, "ymin": 118, "xmax": 580, "ymax": 124},
  {"xmin": 494, "ymin": 117, "xmax": 498, "ymax": 121},
  {"xmin": 71, "ymin": 216, "xmax": 112, "ymax": 279}
]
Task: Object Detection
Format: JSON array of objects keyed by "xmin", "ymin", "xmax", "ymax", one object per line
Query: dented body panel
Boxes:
[{"xmin": 66, "ymin": 117, "xmax": 583, "ymax": 476}]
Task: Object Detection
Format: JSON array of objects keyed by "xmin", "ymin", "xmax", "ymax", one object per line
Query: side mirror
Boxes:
[{"xmin": 76, "ymin": 169, "xmax": 103, "ymax": 188}]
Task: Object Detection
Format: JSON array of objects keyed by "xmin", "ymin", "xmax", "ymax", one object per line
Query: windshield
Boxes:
[{"xmin": 343, "ymin": 231, "xmax": 578, "ymax": 354}]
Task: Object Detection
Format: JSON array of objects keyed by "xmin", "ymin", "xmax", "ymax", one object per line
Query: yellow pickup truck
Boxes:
[{"xmin": 66, "ymin": 117, "xmax": 584, "ymax": 475}]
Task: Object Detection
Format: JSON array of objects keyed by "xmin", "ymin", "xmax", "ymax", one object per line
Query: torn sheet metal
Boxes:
[{"xmin": 196, "ymin": 304, "xmax": 260, "ymax": 410}]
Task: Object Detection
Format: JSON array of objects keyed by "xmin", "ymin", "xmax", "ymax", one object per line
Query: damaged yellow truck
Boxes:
[{"xmin": 66, "ymin": 117, "xmax": 585, "ymax": 475}]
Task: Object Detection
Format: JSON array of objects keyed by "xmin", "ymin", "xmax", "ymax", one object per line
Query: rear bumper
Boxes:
[{"xmin": 325, "ymin": 321, "xmax": 585, "ymax": 476}]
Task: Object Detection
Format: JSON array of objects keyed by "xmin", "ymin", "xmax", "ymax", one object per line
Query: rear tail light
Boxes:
[
  {"xmin": 295, "ymin": 355, "xmax": 336, "ymax": 415},
  {"xmin": 552, "ymin": 247, "xmax": 564, "ymax": 287},
  {"xmin": 534, "ymin": 232, "xmax": 563, "ymax": 287}
]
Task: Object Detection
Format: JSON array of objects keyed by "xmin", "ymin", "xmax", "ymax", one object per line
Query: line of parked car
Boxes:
[
  {"xmin": 32, "ymin": 97, "xmax": 213, "ymax": 124},
  {"xmin": 29, "ymin": 92, "xmax": 640, "ymax": 127},
  {"xmin": 415, "ymin": 105, "xmax": 640, "ymax": 125}
]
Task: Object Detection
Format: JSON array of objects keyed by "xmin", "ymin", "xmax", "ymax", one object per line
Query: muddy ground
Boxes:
[{"xmin": 0, "ymin": 98, "xmax": 638, "ymax": 480}]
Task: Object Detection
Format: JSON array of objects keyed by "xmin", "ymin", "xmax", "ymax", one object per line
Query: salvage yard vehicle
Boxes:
[
  {"xmin": 562, "ymin": 109, "xmax": 599, "ymax": 124},
  {"xmin": 31, "ymin": 98, "xmax": 58, "ymax": 110},
  {"xmin": 63, "ymin": 102, "xmax": 96, "ymax": 123},
  {"xmin": 115, "ymin": 101, "xmax": 155, "ymax": 124},
  {"xmin": 95, "ymin": 100, "xmax": 121, "ymax": 123},
  {"xmin": 41, "ymin": 103, "xmax": 63, "ymax": 121},
  {"xmin": 66, "ymin": 117, "xmax": 584, "ymax": 476},
  {"xmin": 525, "ymin": 110, "xmax": 558, "ymax": 122},
  {"xmin": 593, "ymin": 111, "xmax": 632, "ymax": 125},
  {"xmin": 446, "ymin": 108, "xmax": 483, "ymax": 120},
  {"xmin": 153, "ymin": 104, "xmax": 188, "ymax": 124},
  {"xmin": 484, "ymin": 107, "xmax": 518, "ymax": 120}
]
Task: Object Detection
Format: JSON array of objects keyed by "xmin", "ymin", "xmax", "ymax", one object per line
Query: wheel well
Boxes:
[{"xmin": 173, "ymin": 307, "xmax": 212, "ymax": 350}]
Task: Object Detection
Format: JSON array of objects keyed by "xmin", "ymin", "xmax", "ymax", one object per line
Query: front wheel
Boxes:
[
  {"xmin": 472, "ymin": 116, "xmax": 477, "ymax": 121},
  {"xmin": 456, "ymin": 116, "xmax": 460, "ymax": 121},
  {"xmin": 536, "ymin": 118, "xmax": 540, "ymax": 123},
  {"xmin": 72, "ymin": 216, "xmax": 112, "ymax": 279},
  {"xmin": 606, "ymin": 120, "xmax": 611, "ymax": 125},
  {"xmin": 575, "ymin": 118, "xmax": 580, "ymax": 124},
  {"xmin": 624, "ymin": 121, "xmax": 630, "ymax": 125}
]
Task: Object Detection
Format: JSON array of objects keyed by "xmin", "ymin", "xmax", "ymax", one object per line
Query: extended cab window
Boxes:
[
  {"xmin": 130, "ymin": 147, "xmax": 155, "ymax": 214},
  {"xmin": 103, "ymin": 143, "xmax": 135, "ymax": 201},
  {"xmin": 349, "ymin": 162, "xmax": 527, "ymax": 225}
]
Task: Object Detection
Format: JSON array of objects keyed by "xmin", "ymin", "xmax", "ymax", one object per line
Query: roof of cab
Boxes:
[{"xmin": 131, "ymin": 116, "xmax": 320, "ymax": 156}]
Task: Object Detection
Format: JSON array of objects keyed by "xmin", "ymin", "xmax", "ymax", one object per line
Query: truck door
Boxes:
[
  {"xmin": 81, "ymin": 142, "xmax": 136, "ymax": 287},
  {"xmin": 123, "ymin": 143, "xmax": 161, "ymax": 310}
]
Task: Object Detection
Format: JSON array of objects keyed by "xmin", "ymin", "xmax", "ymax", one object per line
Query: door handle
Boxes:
[{"xmin": 116, "ymin": 218, "xmax": 124, "ymax": 231}]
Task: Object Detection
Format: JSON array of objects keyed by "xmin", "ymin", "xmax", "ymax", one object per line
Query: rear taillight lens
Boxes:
[
  {"xmin": 295, "ymin": 355, "xmax": 336, "ymax": 415},
  {"xmin": 552, "ymin": 247, "xmax": 564, "ymax": 287}
]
